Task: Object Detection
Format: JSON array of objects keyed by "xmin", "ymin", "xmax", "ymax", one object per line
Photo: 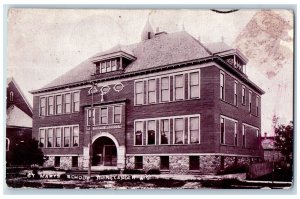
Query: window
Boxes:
[
  {"xmin": 111, "ymin": 59, "xmax": 117, "ymax": 71},
  {"xmin": 73, "ymin": 92, "xmax": 80, "ymax": 112},
  {"xmin": 47, "ymin": 128, "xmax": 53, "ymax": 147},
  {"xmin": 190, "ymin": 72, "xmax": 200, "ymax": 99},
  {"xmin": 174, "ymin": 118, "xmax": 184, "ymax": 144},
  {"xmin": 56, "ymin": 95, "xmax": 62, "ymax": 114},
  {"xmin": 220, "ymin": 118, "xmax": 225, "ymax": 144},
  {"xmin": 9, "ymin": 91, "xmax": 14, "ymax": 101},
  {"xmin": 39, "ymin": 129, "xmax": 45, "ymax": 147},
  {"xmin": 134, "ymin": 156, "xmax": 143, "ymax": 169},
  {"xmin": 220, "ymin": 156, "xmax": 225, "ymax": 170},
  {"xmin": 135, "ymin": 81, "xmax": 144, "ymax": 105},
  {"xmin": 189, "ymin": 156, "xmax": 200, "ymax": 170},
  {"xmin": 87, "ymin": 108, "xmax": 95, "ymax": 126},
  {"xmin": 174, "ymin": 74, "xmax": 184, "ymax": 100},
  {"xmin": 160, "ymin": 119, "xmax": 169, "ymax": 144},
  {"xmin": 256, "ymin": 96, "xmax": 259, "ymax": 116},
  {"xmin": 234, "ymin": 81, "xmax": 238, "ymax": 106},
  {"xmin": 48, "ymin": 96, "xmax": 54, "ymax": 115},
  {"xmin": 113, "ymin": 106, "xmax": 121, "ymax": 123},
  {"xmin": 148, "ymin": 79, "xmax": 156, "ymax": 104},
  {"xmin": 249, "ymin": 90, "xmax": 252, "ymax": 113},
  {"xmin": 160, "ymin": 77, "xmax": 170, "ymax": 102},
  {"xmin": 96, "ymin": 63, "xmax": 100, "ymax": 74},
  {"xmin": 220, "ymin": 72, "xmax": 225, "ymax": 100},
  {"xmin": 242, "ymin": 86, "xmax": 246, "ymax": 105},
  {"xmin": 160, "ymin": 156, "xmax": 169, "ymax": 170},
  {"xmin": 55, "ymin": 127, "xmax": 61, "ymax": 147},
  {"xmin": 242, "ymin": 125, "xmax": 246, "ymax": 147},
  {"xmin": 101, "ymin": 62, "xmax": 106, "ymax": 73},
  {"xmin": 190, "ymin": 117, "xmax": 200, "ymax": 144},
  {"xmin": 73, "ymin": 126, "xmax": 79, "ymax": 147},
  {"xmin": 234, "ymin": 122, "xmax": 238, "ymax": 146},
  {"xmin": 72, "ymin": 156, "xmax": 78, "ymax": 167},
  {"xmin": 135, "ymin": 121, "xmax": 143, "ymax": 145},
  {"xmin": 55, "ymin": 156, "xmax": 60, "ymax": 167},
  {"xmin": 63, "ymin": 127, "xmax": 70, "ymax": 147},
  {"xmin": 147, "ymin": 120, "xmax": 156, "ymax": 145},
  {"xmin": 40, "ymin": 97, "xmax": 46, "ymax": 116},
  {"xmin": 100, "ymin": 107, "xmax": 108, "ymax": 124},
  {"xmin": 64, "ymin": 93, "xmax": 71, "ymax": 113},
  {"xmin": 106, "ymin": 61, "xmax": 111, "ymax": 72}
]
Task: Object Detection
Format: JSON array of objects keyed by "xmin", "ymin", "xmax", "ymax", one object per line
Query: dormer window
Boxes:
[{"xmin": 97, "ymin": 59, "xmax": 118, "ymax": 74}]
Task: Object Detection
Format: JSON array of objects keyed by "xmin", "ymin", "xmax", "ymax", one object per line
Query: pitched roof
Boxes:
[
  {"xmin": 41, "ymin": 31, "xmax": 211, "ymax": 89},
  {"xmin": 7, "ymin": 77, "xmax": 33, "ymax": 115},
  {"xmin": 205, "ymin": 42, "xmax": 234, "ymax": 54}
]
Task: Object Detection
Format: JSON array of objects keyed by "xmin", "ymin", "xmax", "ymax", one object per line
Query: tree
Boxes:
[
  {"xmin": 9, "ymin": 138, "xmax": 45, "ymax": 166},
  {"xmin": 274, "ymin": 121, "xmax": 293, "ymax": 166}
]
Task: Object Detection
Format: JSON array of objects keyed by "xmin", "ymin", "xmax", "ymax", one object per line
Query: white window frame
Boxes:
[
  {"xmin": 134, "ymin": 80, "xmax": 145, "ymax": 105},
  {"xmin": 39, "ymin": 129, "xmax": 46, "ymax": 148},
  {"xmin": 188, "ymin": 71, "xmax": 200, "ymax": 99},
  {"xmin": 73, "ymin": 91, "xmax": 80, "ymax": 112},
  {"xmin": 242, "ymin": 85, "xmax": 246, "ymax": 105},
  {"xmin": 220, "ymin": 115, "xmax": 238, "ymax": 146},
  {"xmin": 188, "ymin": 116, "xmax": 200, "ymax": 144},
  {"xmin": 234, "ymin": 81, "xmax": 238, "ymax": 106},
  {"xmin": 173, "ymin": 117, "xmax": 185, "ymax": 145},
  {"xmin": 134, "ymin": 120, "xmax": 144, "ymax": 146},
  {"xmin": 47, "ymin": 128, "xmax": 54, "ymax": 148},
  {"xmin": 234, "ymin": 122, "xmax": 238, "ymax": 146},
  {"xmin": 147, "ymin": 79, "xmax": 157, "ymax": 104},
  {"xmin": 159, "ymin": 76, "xmax": 171, "ymax": 102},
  {"xmin": 55, "ymin": 94, "xmax": 63, "ymax": 115},
  {"xmin": 256, "ymin": 96, "xmax": 259, "ymax": 116},
  {"xmin": 159, "ymin": 119, "xmax": 170, "ymax": 145},
  {"xmin": 174, "ymin": 74, "xmax": 185, "ymax": 101},
  {"xmin": 86, "ymin": 108, "xmax": 96, "ymax": 126},
  {"xmin": 48, "ymin": 96, "xmax": 54, "ymax": 115},
  {"xmin": 220, "ymin": 117, "xmax": 225, "ymax": 145},
  {"xmin": 55, "ymin": 127, "xmax": 62, "ymax": 148},
  {"xmin": 100, "ymin": 107, "xmax": 109, "ymax": 125},
  {"xmin": 9, "ymin": 91, "xmax": 14, "ymax": 101},
  {"xmin": 64, "ymin": 93, "xmax": 72, "ymax": 114},
  {"xmin": 113, "ymin": 105, "xmax": 122, "ymax": 124},
  {"xmin": 146, "ymin": 120, "xmax": 156, "ymax": 145},
  {"xmin": 72, "ymin": 126, "xmax": 79, "ymax": 147},
  {"xmin": 40, "ymin": 97, "xmax": 46, "ymax": 116},
  {"xmin": 220, "ymin": 71, "xmax": 225, "ymax": 100}
]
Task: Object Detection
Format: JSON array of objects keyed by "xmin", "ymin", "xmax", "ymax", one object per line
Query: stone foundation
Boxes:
[
  {"xmin": 125, "ymin": 155, "xmax": 256, "ymax": 174},
  {"xmin": 43, "ymin": 155, "xmax": 84, "ymax": 170}
]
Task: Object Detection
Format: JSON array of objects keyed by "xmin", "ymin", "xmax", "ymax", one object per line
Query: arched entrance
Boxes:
[{"xmin": 92, "ymin": 136, "xmax": 117, "ymax": 166}]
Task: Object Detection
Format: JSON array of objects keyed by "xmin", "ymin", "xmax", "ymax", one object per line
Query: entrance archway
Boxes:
[{"xmin": 92, "ymin": 136, "xmax": 117, "ymax": 166}]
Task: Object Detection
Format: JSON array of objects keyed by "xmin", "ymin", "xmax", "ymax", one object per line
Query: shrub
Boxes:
[
  {"xmin": 146, "ymin": 169, "xmax": 161, "ymax": 175},
  {"xmin": 123, "ymin": 169, "xmax": 145, "ymax": 174}
]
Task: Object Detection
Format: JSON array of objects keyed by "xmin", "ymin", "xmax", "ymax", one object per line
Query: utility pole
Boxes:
[{"xmin": 88, "ymin": 82, "xmax": 95, "ymax": 178}]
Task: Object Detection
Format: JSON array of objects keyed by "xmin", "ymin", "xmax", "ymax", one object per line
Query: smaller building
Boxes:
[
  {"xmin": 6, "ymin": 77, "xmax": 33, "ymax": 164},
  {"xmin": 261, "ymin": 133, "xmax": 284, "ymax": 162}
]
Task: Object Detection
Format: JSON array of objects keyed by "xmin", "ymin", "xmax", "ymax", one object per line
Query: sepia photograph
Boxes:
[{"xmin": 5, "ymin": 7, "xmax": 294, "ymax": 190}]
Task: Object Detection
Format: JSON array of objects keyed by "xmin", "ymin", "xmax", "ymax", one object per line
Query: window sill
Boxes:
[{"xmin": 134, "ymin": 97, "xmax": 201, "ymax": 107}]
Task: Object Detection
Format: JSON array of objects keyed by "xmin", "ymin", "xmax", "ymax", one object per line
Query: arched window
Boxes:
[
  {"xmin": 6, "ymin": 138, "xmax": 10, "ymax": 151},
  {"xmin": 9, "ymin": 91, "xmax": 14, "ymax": 102}
]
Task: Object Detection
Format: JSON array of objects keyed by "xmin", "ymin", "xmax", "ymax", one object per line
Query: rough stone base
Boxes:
[
  {"xmin": 43, "ymin": 155, "xmax": 84, "ymax": 170},
  {"xmin": 125, "ymin": 155, "xmax": 259, "ymax": 174}
]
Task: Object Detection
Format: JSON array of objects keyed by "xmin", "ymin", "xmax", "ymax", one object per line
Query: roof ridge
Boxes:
[{"xmin": 183, "ymin": 31, "xmax": 213, "ymax": 55}]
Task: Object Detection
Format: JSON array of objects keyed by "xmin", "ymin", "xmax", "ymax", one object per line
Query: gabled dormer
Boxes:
[{"xmin": 91, "ymin": 44, "xmax": 136, "ymax": 75}]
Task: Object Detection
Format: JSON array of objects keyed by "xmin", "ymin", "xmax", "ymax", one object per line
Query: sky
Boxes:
[{"xmin": 7, "ymin": 9, "xmax": 293, "ymax": 134}]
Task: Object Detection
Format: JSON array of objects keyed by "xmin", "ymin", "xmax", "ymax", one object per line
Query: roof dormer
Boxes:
[{"xmin": 91, "ymin": 45, "xmax": 136, "ymax": 75}]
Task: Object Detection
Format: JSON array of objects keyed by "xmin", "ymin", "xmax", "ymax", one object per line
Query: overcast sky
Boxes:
[{"xmin": 7, "ymin": 9, "xmax": 293, "ymax": 134}]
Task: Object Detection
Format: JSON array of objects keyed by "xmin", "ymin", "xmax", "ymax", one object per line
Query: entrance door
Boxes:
[
  {"xmin": 103, "ymin": 145, "xmax": 117, "ymax": 166},
  {"xmin": 92, "ymin": 136, "xmax": 117, "ymax": 167}
]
